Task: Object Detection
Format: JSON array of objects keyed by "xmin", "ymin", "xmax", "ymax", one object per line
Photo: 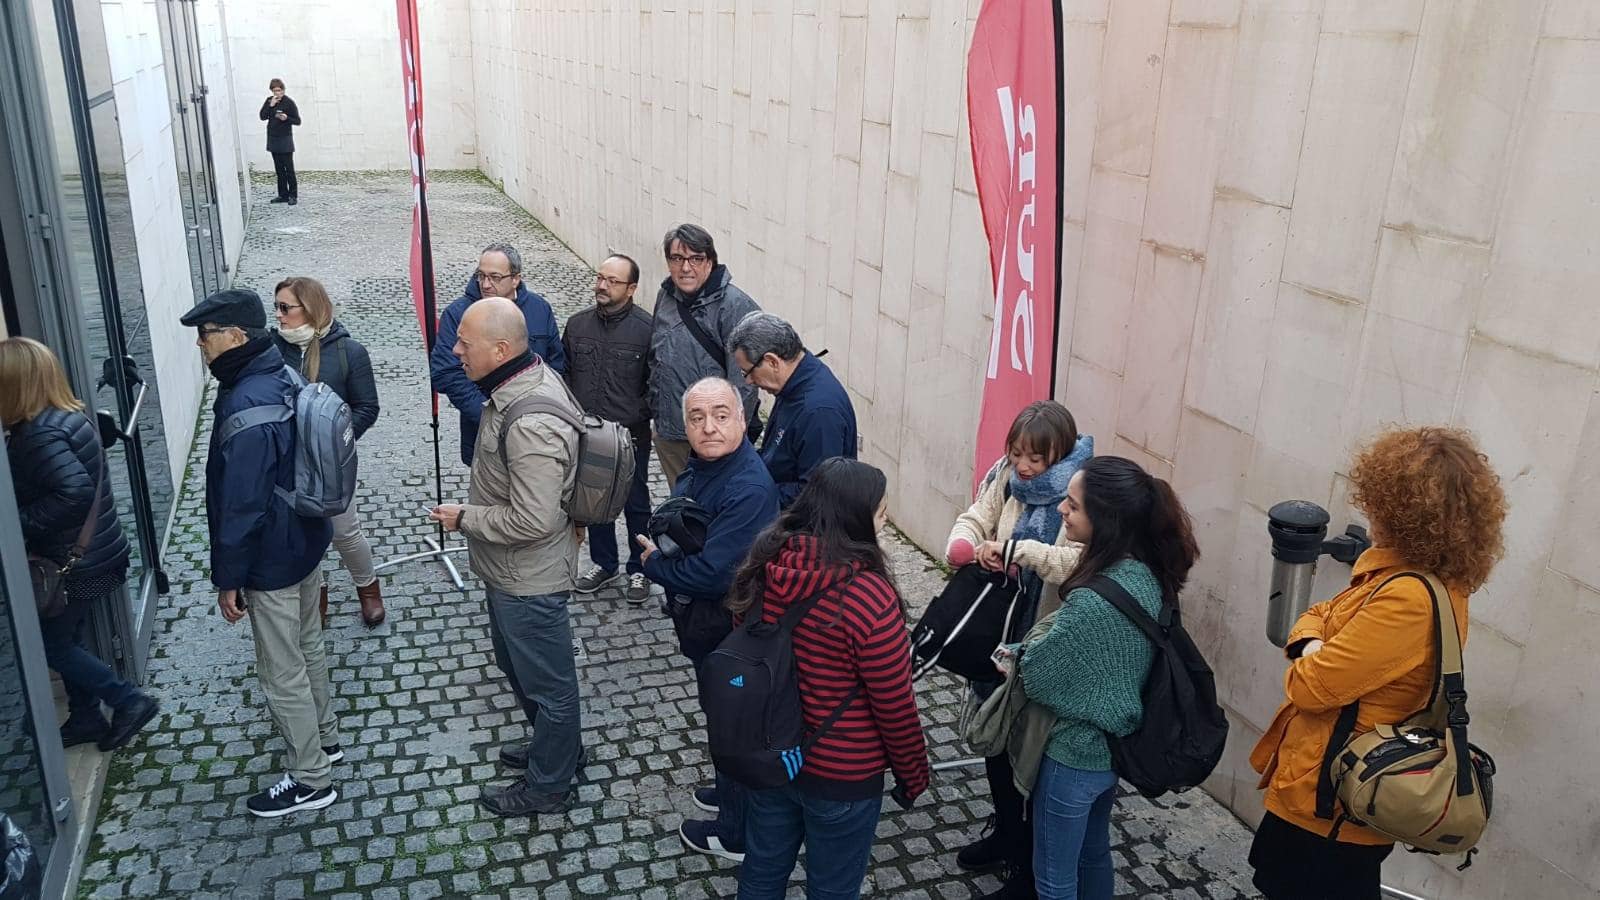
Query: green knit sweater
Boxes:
[{"xmin": 1018, "ymin": 557, "xmax": 1162, "ymax": 771}]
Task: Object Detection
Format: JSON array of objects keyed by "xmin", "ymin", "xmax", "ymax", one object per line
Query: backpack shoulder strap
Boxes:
[
  {"xmin": 675, "ymin": 295, "xmax": 727, "ymax": 369},
  {"xmin": 217, "ymin": 404, "xmax": 293, "ymax": 444},
  {"xmin": 496, "ymin": 394, "xmax": 583, "ymax": 454},
  {"xmin": 1086, "ymin": 574, "xmax": 1166, "ymax": 645}
]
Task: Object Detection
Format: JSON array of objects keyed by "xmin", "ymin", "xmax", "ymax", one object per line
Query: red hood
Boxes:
[{"xmin": 763, "ymin": 534, "xmax": 861, "ymax": 606}]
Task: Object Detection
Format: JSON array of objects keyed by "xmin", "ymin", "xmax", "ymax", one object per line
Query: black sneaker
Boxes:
[
  {"xmin": 98, "ymin": 693, "xmax": 159, "ymax": 752},
  {"xmin": 573, "ymin": 565, "xmax": 621, "ymax": 594},
  {"xmin": 477, "ymin": 777, "xmax": 573, "ymax": 817},
  {"xmin": 979, "ymin": 865, "xmax": 1038, "ymax": 900},
  {"xmin": 287, "ymin": 197, "xmax": 298, "ymax": 206},
  {"xmin": 246, "ymin": 775, "xmax": 337, "ymax": 818},
  {"xmin": 323, "ymin": 744, "xmax": 345, "ymax": 764},
  {"xmin": 269, "ymin": 196, "xmax": 288, "ymax": 204},
  {"xmin": 956, "ymin": 815, "xmax": 1006, "ymax": 872},
  {"xmin": 498, "ymin": 743, "xmax": 528, "ymax": 769},
  {"xmin": 60, "ymin": 712, "xmax": 109, "ymax": 749},
  {"xmin": 692, "ymin": 786, "xmax": 719, "ymax": 813},
  {"xmin": 625, "ymin": 573, "xmax": 652, "ymax": 605},
  {"xmin": 679, "ymin": 819, "xmax": 744, "ymax": 862}
]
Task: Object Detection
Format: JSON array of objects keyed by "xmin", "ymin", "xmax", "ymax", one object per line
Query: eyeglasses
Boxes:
[
  {"xmin": 594, "ymin": 274, "xmax": 634, "ymax": 289},
  {"xmin": 274, "ymin": 302, "xmax": 303, "ymax": 314},
  {"xmin": 739, "ymin": 359, "xmax": 761, "ymax": 379},
  {"xmin": 667, "ymin": 254, "xmax": 710, "ymax": 268},
  {"xmin": 474, "ymin": 270, "xmax": 517, "ymax": 286}
]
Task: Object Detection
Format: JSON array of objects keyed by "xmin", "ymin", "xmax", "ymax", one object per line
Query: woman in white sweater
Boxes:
[{"xmin": 944, "ymin": 400, "xmax": 1091, "ymax": 900}]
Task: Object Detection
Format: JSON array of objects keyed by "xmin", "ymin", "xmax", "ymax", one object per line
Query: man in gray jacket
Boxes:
[
  {"xmin": 430, "ymin": 296, "xmax": 583, "ymax": 817},
  {"xmin": 648, "ymin": 224, "xmax": 762, "ymax": 489}
]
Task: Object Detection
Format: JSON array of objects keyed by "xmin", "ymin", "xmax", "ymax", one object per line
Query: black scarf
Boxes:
[
  {"xmin": 472, "ymin": 349, "xmax": 536, "ymax": 396},
  {"xmin": 208, "ymin": 335, "xmax": 272, "ymax": 387}
]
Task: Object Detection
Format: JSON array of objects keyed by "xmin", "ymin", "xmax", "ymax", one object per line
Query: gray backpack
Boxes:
[
  {"xmin": 218, "ymin": 366, "xmax": 358, "ymax": 518},
  {"xmin": 497, "ymin": 381, "xmax": 635, "ymax": 528}
]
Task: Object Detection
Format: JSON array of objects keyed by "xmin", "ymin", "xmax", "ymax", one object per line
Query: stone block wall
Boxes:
[{"xmin": 465, "ymin": 2, "xmax": 1600, "ymax": 897}]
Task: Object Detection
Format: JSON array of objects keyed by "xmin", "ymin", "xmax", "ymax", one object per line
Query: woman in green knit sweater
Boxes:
[{"xmin": 1012, "ymin": 456, "xmax": 1198, "ymax": 899}]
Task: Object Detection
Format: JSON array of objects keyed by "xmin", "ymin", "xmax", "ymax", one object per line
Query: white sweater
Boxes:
[{"xmin": 945, "ymin": 457, "xmax": 1083, "ymax": 623}]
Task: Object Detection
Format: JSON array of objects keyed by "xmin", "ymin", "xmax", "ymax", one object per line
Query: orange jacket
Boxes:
[{"xmin": 1249, "ymin": 548, "xmax": 1468, "ymax": 845}]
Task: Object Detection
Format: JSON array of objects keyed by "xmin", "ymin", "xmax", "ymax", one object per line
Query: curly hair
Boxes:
[{"xmin": 1349, "ymin": 427, "xmax": 1507, "ymax": 592}]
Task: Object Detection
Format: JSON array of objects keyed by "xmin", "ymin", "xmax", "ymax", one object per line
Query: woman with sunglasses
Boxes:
[{"xmin": 272, "ymin": 277, "xmax": 385, "ymax": 626}]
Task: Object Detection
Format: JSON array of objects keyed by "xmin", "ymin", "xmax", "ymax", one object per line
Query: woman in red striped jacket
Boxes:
[{"xmin": 730, "ymin": 458, "xmax": 931, "ymax": 900}]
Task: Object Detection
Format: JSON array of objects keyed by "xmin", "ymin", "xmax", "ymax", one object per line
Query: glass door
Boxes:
[{"xmin": 157, "ymin": 0, "xmax": 227, "ymax": 298}]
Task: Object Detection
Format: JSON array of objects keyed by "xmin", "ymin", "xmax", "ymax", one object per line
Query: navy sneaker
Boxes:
[
  {"xmin": 246, "ymin": 775, "xmax": 337, "ymax": 818},
  {"xmin": 323, "ymin": 744, "xmax": 345, "ymax": 764},
  {"xmin": 679, "ymin": 819, "xmax": 744, "ymax": 862},
  {"xmin": 692, "ymin": 787, "xmax": 719, "ymax": 813},
  {"xmin": 60, "ymin": 712, "xmax": 109, "ymax": 749},
  {"xmin": 98, "ymin": 693, "xmax": 159, "ymax": 752}
]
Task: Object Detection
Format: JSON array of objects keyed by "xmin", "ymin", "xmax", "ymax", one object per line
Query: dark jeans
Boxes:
[
  {"xmin": 690, "ymin": 651, "xmax": 746, "ymax": 848},
  {"xmin": 1250, "ymin": 812, "xmax": 1392, "ymax": 899},
  {"xmin": 1032, "ymin": 758, "xmax": 1119, "ymax": 900},
  {"xmin": 587, "ymin": 430, "xmax": 652, "ymax": 575},
  {"xmin": 272, "ymin": 151, "xmax": 297, "ymax": 198},
  {"xmin": 485, "ymin": 588, "xmax": 583, "ymax": 792},
  {"xmin": 40, "ymin": 599, "xmax": 135, "ymax": 719},
  {"xmin": 736, "ymin": 784, "xmax": 882, "ymax": 899},
  {"xmin": 986, "ymin": 751, "xmax": 1035, "ymax": 876}
]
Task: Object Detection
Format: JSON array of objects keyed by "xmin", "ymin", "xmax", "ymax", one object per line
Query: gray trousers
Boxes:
[
  {"xmin": 485, "ymin": 588, "xmax": 582, "ymax": 792},
  {"xmin": 245, "ymin": 568, "xmax": 337, "ymax": 788},
  {"xmin": 329, "ymin": 501, "xmax": 376, "ymax": 588}
]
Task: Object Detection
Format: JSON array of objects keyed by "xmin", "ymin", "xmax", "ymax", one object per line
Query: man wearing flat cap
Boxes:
[{"xmin": 181, "ymin": 288, "xmax": 342, "ymax": 819}]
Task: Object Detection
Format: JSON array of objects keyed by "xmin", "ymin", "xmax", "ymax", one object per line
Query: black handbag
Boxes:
[
  {"xmin": 28, "ymin": 448, "xmax": 104, "ymax": 619},
  {"xmin": 910, "ymin": 543, "xmax": 1023, "ymax": 681}
]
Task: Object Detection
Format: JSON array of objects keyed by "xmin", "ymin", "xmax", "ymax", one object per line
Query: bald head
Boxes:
[{"xmin": 453, "ymin": 296, "xmax": 529, "ymax": 381}]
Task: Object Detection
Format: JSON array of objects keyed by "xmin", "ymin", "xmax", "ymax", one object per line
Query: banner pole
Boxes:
[{"xmin": 1048, "ymin": 0, "xmax": 1066, "ymax": 399}]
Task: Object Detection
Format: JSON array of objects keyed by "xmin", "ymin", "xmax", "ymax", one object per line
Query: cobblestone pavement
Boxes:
[{"xmin": 75, "ymin": 171, "xmax": 1260, "ymax": 899}]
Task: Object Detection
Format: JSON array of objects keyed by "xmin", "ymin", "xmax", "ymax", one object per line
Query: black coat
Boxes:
[
  {"xmin": 7, "ymin": 408, "xmax": 130, "ymax": 582},
  {"xmin": 260, "ymin": 95, "xmax": 300, "ymax": 154},
  {"xmin": 561, "ymin": 301, "xmax": 653, "ymax": 430},
  {"xmin": 271, "ymin": 321, "xmax": 380, "ymax": 440}
]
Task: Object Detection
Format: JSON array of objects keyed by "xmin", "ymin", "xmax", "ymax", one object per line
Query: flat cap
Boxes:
[{"xmin": 179, "ymin": 288, "xmax": 266, "ymax": 330}]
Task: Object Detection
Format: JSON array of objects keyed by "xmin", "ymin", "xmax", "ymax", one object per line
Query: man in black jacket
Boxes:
[
  {"xmin": 561, "ymin": 253, "xmax": 655, "ymax": 603},
  {"xmin": 182, "ymin": 288, "xmax": 340, "ymax": 819},
  {"xmin": 261, "ymin": 78, "xmax": 300, "ymax": 205}
]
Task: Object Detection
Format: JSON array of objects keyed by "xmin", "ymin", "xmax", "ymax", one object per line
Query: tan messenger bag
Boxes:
[{"xmin": 1316, "ymin": 572, "xmax": 1497, "ymax": 868}]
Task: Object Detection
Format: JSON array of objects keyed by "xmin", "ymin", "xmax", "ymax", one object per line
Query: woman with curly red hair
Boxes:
[{"xmin": 1248, "ymin": 426, "xmax": 1507, "ymax": 899}]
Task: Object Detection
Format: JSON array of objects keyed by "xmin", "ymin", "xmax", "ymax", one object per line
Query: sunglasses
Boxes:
[{"xmin": 275, "ymin": 302, "xmax": 303, "ymax": 314}]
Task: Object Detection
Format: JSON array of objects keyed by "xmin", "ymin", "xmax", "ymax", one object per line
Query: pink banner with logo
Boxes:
[
  {"xmin": 966, "ymin": 0, "xmax": 1064, "ymax": 495},
  {"xmin": 395, "ymin": 0, "xmax": 439, "ymax": 380}
]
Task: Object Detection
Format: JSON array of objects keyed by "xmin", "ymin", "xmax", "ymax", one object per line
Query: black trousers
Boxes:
[
  {"xmin": 1250, "ymin": 812, "xmax": 1393, "ymax": 899},
  {"xmin": 272, "ymin": 151, "xmax": 297, "ymax": 199},
  {"xmin": 986, "ymin": 752, "xmax": 1035, "ymax": 878}
]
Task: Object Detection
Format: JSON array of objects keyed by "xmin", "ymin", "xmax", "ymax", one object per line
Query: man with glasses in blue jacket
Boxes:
[{"xmin": 430, "ymin": 242, "xmax": 567, "ymax": 465}]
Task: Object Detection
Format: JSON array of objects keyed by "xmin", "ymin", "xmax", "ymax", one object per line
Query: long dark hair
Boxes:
[
  {"xmin": 727, "ymin": 458, "xmax": 894, "ymax": 616},
  {"xmin": 1060, "ymin": 456, "xmax": 1199, "ymax": 604}
]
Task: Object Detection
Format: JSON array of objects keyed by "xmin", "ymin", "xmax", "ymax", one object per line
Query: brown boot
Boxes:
[
  {"xmin": 319, "ymin": 584, "xmax": 329, "ymax": 624},
  {"xmin": 357, "ymin": 580, "xmax": 386, "ymax": 627}
]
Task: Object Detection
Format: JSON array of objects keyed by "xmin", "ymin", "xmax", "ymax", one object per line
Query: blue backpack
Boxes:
[{"xmin": 217, "ymin": 366, "xmax": 358, "ymax": 518}]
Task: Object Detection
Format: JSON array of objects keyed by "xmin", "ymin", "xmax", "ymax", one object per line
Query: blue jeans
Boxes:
[
  {"xmin": 736, "ymin": 784, "xmax": 882, "ymax": 900},
  {"xmin": 1032, "ymin": 757, "xmax": 1119, "ymax": 900},
  {"xmin": 485, "ymin": 589, "xmax": 583, "ymax": 792},
  {"xmin": 587, "ymin": 430, "xmax": 653, "ymax": 575},
  {"xmin": 40, "ymin": 599, "xmax": 135, "ymax": 719}
]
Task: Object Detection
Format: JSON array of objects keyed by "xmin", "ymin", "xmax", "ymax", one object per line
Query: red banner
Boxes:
[
  {"xmin": 395, "ymin": 0, "xmax": 438, "ymax": 375},
  {"xmin": 967, "ymin": 0, "xmax": 1063, "ymax": 495}
]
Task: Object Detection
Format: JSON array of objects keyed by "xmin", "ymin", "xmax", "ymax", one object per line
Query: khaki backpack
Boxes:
[
  {"xmin": 1317, "ymin": 572, "xmax": 1497, "ymax": 868},
  {"xmin": 497, "ymin": 378, "xmax": 636, "ymax": 528}
]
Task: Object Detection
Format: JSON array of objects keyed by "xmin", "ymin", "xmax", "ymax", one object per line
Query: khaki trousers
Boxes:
[
  {"xmin": 244, "ymin": 568, "xmax": 337, "ymax": 788},
  {"xmin": 653, "ymin": 435, "xmax": 693, "ymax": 491}
]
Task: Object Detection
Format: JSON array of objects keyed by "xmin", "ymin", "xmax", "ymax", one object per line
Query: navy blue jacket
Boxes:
[
  {"xmin": 205, "ymin": 343, "xmax": 331, "ymax": 591},
  {"xmin": 760, "ymin": 352, "xmax": 858, "ymax": 506},
  {"xmin": 643, "ymin": 439, "xmax": 779, "ymax": 604},
  {"xmin": 8, "ymin": 408, "xmax": 130, "ymax": 582},
  {"xmin": 429, "ymin": 277, "xmax": 567, "ymax": 465}
]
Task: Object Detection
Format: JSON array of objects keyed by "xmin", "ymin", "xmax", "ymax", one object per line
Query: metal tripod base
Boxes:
[{"xmin": 374, "ymin": 537, "xmax": 467, "ymax": 591}]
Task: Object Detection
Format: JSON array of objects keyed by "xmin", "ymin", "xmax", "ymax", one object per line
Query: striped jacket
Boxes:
[{"xmin": 742, "ymin": 535, "xmax": 930, "ymax": 801}]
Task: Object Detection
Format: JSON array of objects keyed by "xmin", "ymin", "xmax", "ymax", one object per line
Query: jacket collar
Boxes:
[
  {"xmin": 661, "ymin": 264, "xmax": 731, "ymax": 308},
  {"xmin": 776, "ymin": 352, "xmax": 821, "ymax": 401},
  {"xmin": 684, "ymin": 437, "xmax": 756, "ymax": 480},
  {"xmin": 484, "ymin": 359, "xmax": 545, "ymax": 407},
  {"xmin": 1350, "ymin": 546, "xmax": 1410, "ymax": 581}
]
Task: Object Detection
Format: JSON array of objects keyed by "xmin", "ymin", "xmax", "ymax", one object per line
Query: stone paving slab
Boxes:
[{"xmin": 75, "ymin": 171, "xmax": 1259, "ymax": 899}]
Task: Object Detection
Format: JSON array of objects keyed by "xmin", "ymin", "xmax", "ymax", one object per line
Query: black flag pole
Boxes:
[{"xmin": 372, "ymin": 0, "xmax": 467, "ymax": 591}]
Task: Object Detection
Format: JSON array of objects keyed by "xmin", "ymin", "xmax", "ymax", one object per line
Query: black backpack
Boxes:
[
  {"xmin": 1088, "ymin": 574, "xmax": 1229, "ymax": 798},
  {"xmin": 909, "ymin": 543, "xmax": 1024, "ymax": 681},
  {"xmin": 698, "ymin": 574, "xmax": 861, "ymax": 790}
]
